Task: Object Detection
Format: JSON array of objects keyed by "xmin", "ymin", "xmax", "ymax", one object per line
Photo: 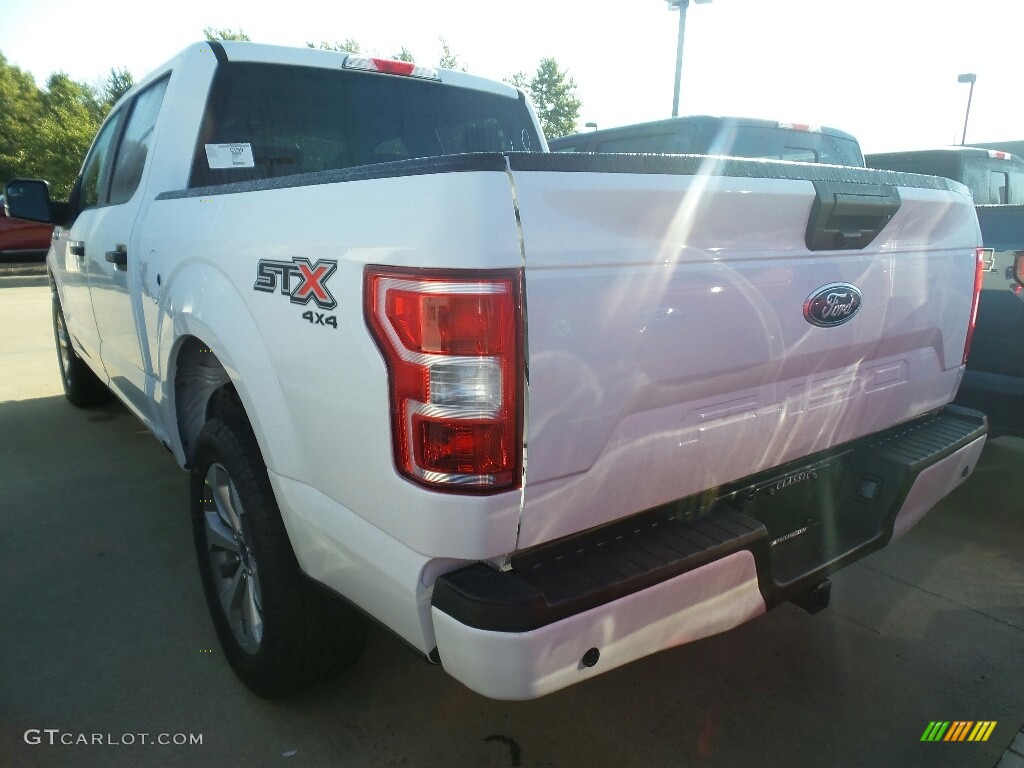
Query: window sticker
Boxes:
[{"xmin": 205, "ymin": 143, "xmax": 255, "ymax": 169}]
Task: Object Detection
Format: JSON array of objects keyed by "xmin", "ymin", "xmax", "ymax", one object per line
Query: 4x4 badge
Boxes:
[
  {"xmin": 803, "ymin": 283, "xmax": 862, "ymax": 327},
  {"xmin": 254, "ymin": 258, "xmax": 338, "ymax": 311}
]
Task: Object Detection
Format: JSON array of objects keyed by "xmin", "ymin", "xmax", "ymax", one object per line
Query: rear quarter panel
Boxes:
[{"xmin": 148, "ymin": 168, "xmax": 527, "ymax": 560}]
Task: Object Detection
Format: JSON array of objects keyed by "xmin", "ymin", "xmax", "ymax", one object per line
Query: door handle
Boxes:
[
  {"xmin": 69, "ymin": 242, "xmax": 85, "ymax": 259},
  {"xmin": 105, "ymin": 245, "xmax": 128, "ymax": 270}
]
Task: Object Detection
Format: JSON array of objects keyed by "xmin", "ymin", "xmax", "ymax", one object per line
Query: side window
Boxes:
[
  {"xmin": 1009, "ymin": 170, "xmax": 1024, "ymax": 205},
  {"xmin": 78, "ymin": 111, "xmax": 126, "ymax": 211},
  {"xmin": 988, "ymin": 171, "xmax": 1009, "ymax": 205},
  {"xmin": 961, "ymin": 162, "xmax": 986, "ymax": 202},
  {"xmin": 108, "ymin": 77, "xmax": 169, "ymax": 206}
]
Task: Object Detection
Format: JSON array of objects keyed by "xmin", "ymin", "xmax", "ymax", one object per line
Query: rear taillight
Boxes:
[
  {"xmin": 776, "ymin": 122, "xmax": 821, "ymax": 132},
  {"xmin": 365, "ymin": 267, "xmax": 523, "ymax": 492},
  {"xmin": 963, "ymin": 246, "xmax": 986, "ymax": 364}
]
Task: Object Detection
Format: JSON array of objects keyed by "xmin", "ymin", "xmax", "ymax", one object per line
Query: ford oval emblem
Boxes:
[{"xmin": 803, "ymin": 283, "xmax": 863, "ymax": 328}]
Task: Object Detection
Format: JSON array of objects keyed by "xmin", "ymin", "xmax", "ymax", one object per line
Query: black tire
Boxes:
[
  {"xmin": 52, "ymin": 287, "xmax": 112, "ymax": 407},
  {"xmin": 190, "ymin": 403, "xmax": 367, "ymax": 698}
]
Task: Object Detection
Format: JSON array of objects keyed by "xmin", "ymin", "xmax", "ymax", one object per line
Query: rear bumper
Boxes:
[{"xmin": 431, "ymin": 406, "xmax": 987, "ymax": 699}]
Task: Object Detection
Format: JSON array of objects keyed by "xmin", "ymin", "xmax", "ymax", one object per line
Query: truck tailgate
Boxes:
[{"xmin": 511, "ymin": 154, "xmax": 980, "ymax": 549}]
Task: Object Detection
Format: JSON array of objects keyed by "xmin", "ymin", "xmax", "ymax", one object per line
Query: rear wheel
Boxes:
[
  {"xmin": 52, "ymin": 288, "xmax": 111, "ymax": 407},
  {"xmin": 190, "ymin": 403, "xmax": 367, "ymax": 698}
]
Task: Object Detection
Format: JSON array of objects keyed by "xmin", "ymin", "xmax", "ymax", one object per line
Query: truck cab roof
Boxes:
[{"xmin": 548, "ymin": 115, "xmax": 864, "ymax": 166}]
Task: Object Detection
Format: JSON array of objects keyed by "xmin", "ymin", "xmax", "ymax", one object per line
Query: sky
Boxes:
[{"xmin": 2, "ymin": 0, "xmax": 1023, "ymax": 154}]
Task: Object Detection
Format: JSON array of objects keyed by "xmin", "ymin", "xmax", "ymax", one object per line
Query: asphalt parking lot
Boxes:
[{"xmin": 1, "ymin": 276, "xmax": 1023, "ymax": 768}]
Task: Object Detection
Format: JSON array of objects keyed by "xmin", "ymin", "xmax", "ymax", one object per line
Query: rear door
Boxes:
[
  {"xmin": 85, "ymin": 77, "xmax": 169, "ymax": 422},
  {"xmin": 54, "ymin": 109, "xmax": 127, "ymax": 370}
]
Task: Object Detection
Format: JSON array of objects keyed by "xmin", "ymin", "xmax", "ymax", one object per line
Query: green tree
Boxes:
[
  {"xmin": 103, "ymin": 67, "xmax": 134, "ymax": 110},
  {"xmin": 507, "ymin": 71, "xmax": 530, "ymax": 92},
  {"xmin": 393, "ymin": 46, "xmax": 415, "ymax": 63},
  {"xmin": 203, "ymin": 27, "xmax": 251, "ymax": 41},
  {"xmin": 33, "ymin": 73, "xmax": 104, "ymax": 196},
  {"xmin": 0, "ymin": 52, "xmax": 43, "ymax": 184},
  {"xmin": 511, "ymin": 58, "xmax": 582, "ymax": 139},
  {"xmin": 438, "ymin": 38, "xmax": 464, "ymax": 70},
  {"xmin": 0, "ymin": 54, "xmax": 106, "ymax": 195},
  {"xmin": 307, "ymin": 39, "xmax": 360, "ymax": 53}
]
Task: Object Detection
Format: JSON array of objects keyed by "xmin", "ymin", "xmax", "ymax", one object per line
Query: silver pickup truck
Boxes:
[{"xmin": 5, "ymin": 41, "xmax": 988, "ymax": 701}]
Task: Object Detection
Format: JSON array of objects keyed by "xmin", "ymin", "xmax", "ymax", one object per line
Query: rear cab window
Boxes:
[
  {"xmin": 595, "ymin": 127, "xmax": 696, "ymax": 154},
  {"xmin": 724, "ymin": 127, "xmax": 863, "ymax": 165},
  {"xmin": 189, "ymin": 62, "xmax": 541, "ymax": 188}
]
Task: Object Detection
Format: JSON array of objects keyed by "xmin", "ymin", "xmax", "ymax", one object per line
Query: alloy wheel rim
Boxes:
[
  {"xmin": 202, "ymin": 463, "xmax": 264, "ymax": 654},
  {"xmin": 55, "ymin": 304, "xmax": 71, "ymax": 374}
]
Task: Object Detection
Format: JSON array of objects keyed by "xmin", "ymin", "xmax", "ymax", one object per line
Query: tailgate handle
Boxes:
[{"xmin": 805, "ymin": 181, "xmax": 901, "ymax": 251}]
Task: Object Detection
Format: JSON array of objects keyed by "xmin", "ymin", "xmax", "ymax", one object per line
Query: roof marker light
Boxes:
[{"xmin": 343, "ymin": 56, "xmax": 440, "ymax": 81}]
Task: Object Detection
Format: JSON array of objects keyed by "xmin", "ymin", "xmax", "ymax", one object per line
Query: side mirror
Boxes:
[{"xmin": 4, "ymin": 179, "xmax": 53, "ymax": 224}]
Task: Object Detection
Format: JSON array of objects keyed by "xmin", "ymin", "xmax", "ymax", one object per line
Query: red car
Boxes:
[{"xmin": 0, "ymin": 194, "xmax": 54, "ymax": 259}]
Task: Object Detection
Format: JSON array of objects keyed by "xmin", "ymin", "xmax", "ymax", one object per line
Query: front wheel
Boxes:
[
  {"xmin": 190, "ymin": 406, "xmax": 367, "ymax": 698},
  {"xmin": 52, "ymin": 288, "xmax": 111, "ymax": 407}
]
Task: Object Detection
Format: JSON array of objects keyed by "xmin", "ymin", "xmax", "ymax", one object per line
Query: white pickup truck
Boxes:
[{"xmin": 6, "ymin": 41, "xmax": 988, "ymax": 700}]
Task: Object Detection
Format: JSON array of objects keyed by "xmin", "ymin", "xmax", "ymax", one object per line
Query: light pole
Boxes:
[
  {"xmin": 958, "ymin": 72, "xmax": 976, "ymax": 146},
  {"xmin": 666, "ymin": 0, "xmax": 712, "ymax": 117}
]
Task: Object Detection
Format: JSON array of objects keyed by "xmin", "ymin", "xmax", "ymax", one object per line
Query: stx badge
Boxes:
[{"xmin": 254, "ymin": 258, "xmax": 338, "ymax": 311}]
